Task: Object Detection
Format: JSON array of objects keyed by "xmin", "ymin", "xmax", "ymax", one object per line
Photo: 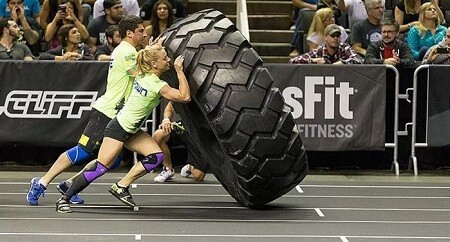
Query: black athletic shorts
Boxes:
[
  {"xmin": 104, "ymin": 117, "xmax": 133, "ymax": 142},
  {"xmin": 77, "ymin": 109, "xmax": 111, "ymax": 153}
]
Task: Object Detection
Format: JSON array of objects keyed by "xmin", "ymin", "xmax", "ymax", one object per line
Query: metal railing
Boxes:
[{"xmin": 236, "ymin": 0, "xmax": 250, "ymax": 42}]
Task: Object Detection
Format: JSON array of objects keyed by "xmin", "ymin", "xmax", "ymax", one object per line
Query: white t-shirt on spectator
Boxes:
[{"xmin": 93, "ymin": 0, "xmax": 140, "ymax": 19}]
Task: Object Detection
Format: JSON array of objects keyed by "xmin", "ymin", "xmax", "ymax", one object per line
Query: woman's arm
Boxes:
[{"xmin": 159, "ymin": 56, "xmax": 190, "ymax": 102}]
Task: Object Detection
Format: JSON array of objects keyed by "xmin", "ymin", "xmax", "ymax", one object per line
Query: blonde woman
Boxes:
[
  {"xmin": 307, "ymin": 7, "xmax": 348, "ymax": 51},
  {"xmin": 395, "ymin": 0, "xmax": 443, "ymax": 33},
  {"xmin": 406, "ymin": 2, "xmax": 447, "ymax": 60},
  {"xmin": 56, "ymin": 44, "xmax": 190, "ymax": 213}
]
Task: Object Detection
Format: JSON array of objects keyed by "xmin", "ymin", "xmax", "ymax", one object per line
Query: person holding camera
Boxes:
[
  {"xmin": 422, "ymin": 28, "xmax": 450, "ymax": 64},
  {"xmin": 4, "ymin": 0, "xmax": 40, "ymax": 56},
  {"xmin": 40, "ymin": 0, "xmax": 88, "ymax": 50},
  {"xmin": 364, "ymin": 18, "xmax": 415, "ymax": 68}
]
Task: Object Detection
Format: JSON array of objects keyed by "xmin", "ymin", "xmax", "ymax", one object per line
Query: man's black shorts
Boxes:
[{"xmin": 77, "ymin": 109, "xmax": 111, "ymax": 153}]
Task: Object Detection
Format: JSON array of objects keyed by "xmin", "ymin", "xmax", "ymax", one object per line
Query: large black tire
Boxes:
[{"xmin": 162, "ymin": 9, "xmax": 308, "ymax": 207}]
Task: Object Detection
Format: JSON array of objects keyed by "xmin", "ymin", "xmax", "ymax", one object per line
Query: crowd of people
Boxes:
[{"xmin": 289, "ymin": 0, "xmax": 450, "ymax": 65}]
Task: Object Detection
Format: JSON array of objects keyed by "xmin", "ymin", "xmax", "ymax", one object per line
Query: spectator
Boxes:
[
  {"xmin": 289, "ymin": 23, "xmax": 362, "ymax": 64},
  {"xmin": 407, "ymin": 1, "xmax": 446, "ymax": 60},
  {"xmin": 94, "ymin": 24, "xmax": 120, "ymax": 60},
  {"xmin": 93, "ymin": 0, "xmax": 139, "ymax": 19},
  {"xmin": 289, "ymin": 0, "xmax": 318, "ymax": 57},
  {"xmin": 5, "ymin": 0, "xmax": 41, "ymax": 56},
  {"xmin": 0, "ymin": 0, "xmax": 40, "ymax": 20},
  {"xmin": 40, "ymin": 0, "xmax": 84, "ymax": 29},
  {"xmin": 395, "ymin": 0, "xmax": 443, "ymax": 33},
  {"xmin": 306, "ymin": 7, "xmax": 348, "ymax": 51},
  {"xmin": 41, "ymin": 0, "xmax": 88, "ymax": 50},
  {"xmin": 87, "ymin": 0, "xmax": 124, "ymax": 52},
  {"xmin": 39, "ymin": 23, "xmax": 93, "ymax": 60},
  {"xmin": 140, "ymin": 0, "xmax": 185, "ymax": 26},
  {"xmin": 337, "ymin": 0, "xmax": 369, "ymax": 30},
  {"xmin": 317, "ymin": 0, "xmax": 342, "ymax": 26},
  {"xmin": 142, "ymin": 0, "xmax": 174, "ymax": 44},
  {"xmin": 422, "ymin": 28, "xmax": 450, "ymax": 64},
  {"xmin": 364, "ymin": 18, "xmax": 415, "ymax": 67},
  {"xmin": 351, "ymin": 0, "xmax": 384, "ymax": 57},
  {"xmin": 0, "ymin": 18, "xmax": 33, "ymax": 59}
]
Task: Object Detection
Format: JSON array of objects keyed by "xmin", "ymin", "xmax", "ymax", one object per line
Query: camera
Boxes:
[
  {"xmin": 58, "ymin": 4, "xmax": 67, "ymax": 12},
  {"xmin": 436, "ymin": 47, "xmax": 449, "ymax": 54}
]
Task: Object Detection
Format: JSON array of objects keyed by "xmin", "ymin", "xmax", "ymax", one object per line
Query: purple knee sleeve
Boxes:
[
  {"xmin": 83, "ymin": 160, "xmax": 108, "ymax": 183},
  {"xmin": 140, "ymin": 152, "xmax": 164, "ymax": 173}
]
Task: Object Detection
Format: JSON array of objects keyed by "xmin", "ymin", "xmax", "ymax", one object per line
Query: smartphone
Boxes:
[
  {"xmin": 436, "ymin": 47, "xmax": 449, "ymax": 54},
  {"xmin": 58, "ymin": 4, "xmax": 67, "ymax": 12}
]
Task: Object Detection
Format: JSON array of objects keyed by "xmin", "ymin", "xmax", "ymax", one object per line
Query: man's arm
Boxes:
[
  {"xmin": 292, "ymin": 0, "xmax": 317, "ymax": 10},
  {"xmin": 337, "ymin": 0, "xmax": 349, "ymax": 12},
  {"xmin": 363, "ymin": 43, "xmax": 383, "ymax": 64}
]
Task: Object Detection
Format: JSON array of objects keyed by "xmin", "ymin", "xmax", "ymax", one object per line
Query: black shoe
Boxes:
[
  {"xmin": 56, "ymin": 197, "xmax": 72, "ymax": 213},
  {"xmin": 108, "ymin": 183, "xmax": 136, "ymax": 207}
]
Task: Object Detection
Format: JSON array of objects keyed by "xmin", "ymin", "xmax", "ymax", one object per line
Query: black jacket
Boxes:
[{"xmin": 364, "ymin": 39, "xmax": 415, "ymax": 68}]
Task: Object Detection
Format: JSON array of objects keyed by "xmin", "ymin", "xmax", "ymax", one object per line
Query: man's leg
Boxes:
[{"xmin": 153, "ymin": 129, "xmax": 175, "ymax": 182}]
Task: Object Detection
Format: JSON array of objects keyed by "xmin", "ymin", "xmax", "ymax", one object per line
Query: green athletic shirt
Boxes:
[
  {"xmin": 117, "ymin": 73, "xmax": 168, "ymax": 133},
  {"xmin": 92, "ymin": 41, "xmax": 137, "ymax": 118}
]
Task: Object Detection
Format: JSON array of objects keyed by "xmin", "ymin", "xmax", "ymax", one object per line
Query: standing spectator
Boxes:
[
  {"xmin": 0, "ymin": 0, "xmax": 40, "ymax": 20},
  {"xmin": 422, "ymin": 28, "xmax": 450, "ymax": 64},
  {"xmin": 40, "ymin": 0, "xmax": 84, "ymax": 29},
  {"xmin": 140, "ymin": 0, "xmax": 185, "ymax": 25},
  {"xmin": 0, "ymin": 18, "xmax": 33, "ymax": 59},
  {"xmin": 142, "ymin": 0, "xmax": 174, "ymax": 44},
  {"xmin": 306, "ymin": 7, "xmax": 348, "ymax": 51},
  {"xmin": 289, "ymin": 24, "xmax": 362, "ymax": 64},
  {"xmin": 93, "ymin": 0, "xmax": 140, "ymax": 19},
  {"xmin": 395, "ymin": 0, "xmax": 443, "ymax": 33},
  {"xmin": 87, "ymin": 0, "xmax": 124, "ymax": 52},
  {"xmin": 337, "ymin": 0, "xmax": 368, "ymax": 29},
  {"xmin": 351, "ymin": 0, "xmax": 384, "ymax": 57},
  {"xmin": 41, "ymin": 0, "xmax": 88, "ymax": 50},
  {"xmin": 364, "ymin": 18, "xmax": 415, "ymax": 67},
  {"xmin": 94, "ymin": 24, "xmax": 120, "ymax": 60},
  {"xmin": 407, "ymin": 1, "xmax": 446, "ymax": 60},
  {"xmin": 6, "ymin": 0, "xmax": 40, "ymax": 56},
  {"xmin": 39, "ymin": 23, "xmax": 93, "ymax": 60},
  {"xmin": 289, "ymin": 0, "xmax": 318, "ymax": 57}
]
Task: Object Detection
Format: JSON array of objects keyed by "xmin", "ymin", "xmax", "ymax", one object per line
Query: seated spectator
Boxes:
[
  {"xmin": 0, "ymin": 18, "xmax": 33, "ymax": 59},
  {"xmin": 39, "ymin": 24, "xmax": 93, "ymax": 60},
  {"xmin": 0, "ymin": 0, "xmax": 40, "ymax": 20},
  {"xmin": 337, "ymin": 0, "xmax": 369, "ymax": 30},
  {"xmin": 93, "ymin": 0, "xmax": 139, "ymax": 19},
  {"xmin": 289, "ymin": 24, "xmax": 362, "ymax": 64},
  {"xmin": 317, "ymin": 0, "xmax": 342, "ymax": 26},
  {"xmin": 143, "ymin": 0, "xmax": 174, "ymax": 45},
  {"xmin": 407, "ymin": 2, "xmax": 446, "ymax": 60},
  {"xmin": 351, "ymin": 0, "xmax": 384, "ymax": 57},
  {"xmin": 41, "ymin": 0, "xmax": 88, "ymax": 50},
  {"xmin": 94, "ymin": 24, "xmax": 120, "ymax": 60},
  {"xmin": 395, "ymin": 0, "xmax": 443, "ymax": 33},
  {"xmin": 422, "ymin": 27, "xmax": 450, "ymax": 64},
  {"xmin": 307, "ymin": 7, "xmax": 348, "ymax": 51},
  {"xmin": 5, "ymin": 0, "xmax": 41, "ymax": 56},
  {"xmin": 364, "ymin": 18, "xmax": 415, "ymax": 67},
  {"xmin": 88, "ymin": 0, "xmax": 124, "ymax": 52},
  {"xmin": 140, "ymin": 0, "xmax": 185, "ymax": 26},
  {"xmin": 289, "ymin": 0, "xmax": 318, "ymax": 57}
]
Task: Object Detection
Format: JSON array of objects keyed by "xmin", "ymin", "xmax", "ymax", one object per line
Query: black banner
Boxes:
[
  {"xmin": 428, "ymin": 66, "xmax": 450, "ymax": 147},
  {"xmin": 0, "ymin": 61, "xmax": 108, "ymax": 146},
  {"xmin": 266, "ymin": 64, "xmax": 386, "ymax": 151}
]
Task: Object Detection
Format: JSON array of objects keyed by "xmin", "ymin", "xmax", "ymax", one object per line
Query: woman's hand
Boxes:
[
  {"xmin": 174, "ymin": 55, "xmax": 185, "ymax": 72},
  {"xmin": 65, "ymin": 7, "xmax": 78, "ymax": 22}
]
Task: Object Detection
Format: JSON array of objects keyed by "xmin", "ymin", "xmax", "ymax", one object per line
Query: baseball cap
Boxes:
[
  {"xmin": 325, "ymin": 24, "xmax": 341, "ymax": 37},
  {"xmin": 103, "ymin": 0, "xmax": 121, "ymax": 10}
]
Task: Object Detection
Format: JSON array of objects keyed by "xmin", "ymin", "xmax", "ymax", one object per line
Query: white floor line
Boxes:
[
  {"xmin": 0, "ymin": 233, "xmax": 450, "ymax": 240},
  {"xmin": 340, "ymin": 236, "xmax": 349, "ymax": 242},
  {"xmin": 295, "ymin": 185, "xmax": 304, "ymax": 194},
  {"xmin": 314, "ymin": 208, "xmax": 325, "ymax": 217}
]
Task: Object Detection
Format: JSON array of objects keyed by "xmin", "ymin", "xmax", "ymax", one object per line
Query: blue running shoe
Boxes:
[
  {"xmin": 26, "ymin": 177, "xmax": 46, "ymax": 205},
  {"xmin": 56, "ymin": 181, "xmax": 85, "ymax": 204}
]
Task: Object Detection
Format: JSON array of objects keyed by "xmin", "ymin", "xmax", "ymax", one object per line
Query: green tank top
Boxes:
[
  {"xmin": 117, "ymin": 73, "xmax": 167, "ymax": 133},
  {"xmin": 93, "ymin": 41, "xmax": 137, "ymax": 118}
]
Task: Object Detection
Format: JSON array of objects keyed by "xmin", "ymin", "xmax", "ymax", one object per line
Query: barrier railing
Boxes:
[
  {"xmin": 236, "ymin": 0, "xmax": 250, "ymax": 41},
  {"xmin": 386, "ymin": 65, "xmax": 400, "ymax": 175}
]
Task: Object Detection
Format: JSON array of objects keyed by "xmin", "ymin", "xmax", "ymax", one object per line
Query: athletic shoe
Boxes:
[
  {"xmin": 56, "ymin": 181, "xmax": 85, "ymax": 204},
  {"xmin": 180, "ymin": 164, "xmax": 191, "ymax": 178},
  {"xmin": 26, "ymin": 177, "xmax": 46, "ymax": 205},
  {"xmin": 154, "ymin": 167, "xmax": 175, "ymax": 182},
  {"xmin": 108, "ymin": 183, "xmax": 136, "ymax": 207},
  {"xmin": 56, "ymin": 196, "xmax": 72, "ymax": 213}
]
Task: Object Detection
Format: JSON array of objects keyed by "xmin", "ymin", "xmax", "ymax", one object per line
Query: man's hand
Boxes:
[
  {"xmin": 159, "ymin": 118, "xmax": 173, "ymax": 134},
  {"xmin": 148, "ymin": 36, "xmax": 166, "ymax": 47}
]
